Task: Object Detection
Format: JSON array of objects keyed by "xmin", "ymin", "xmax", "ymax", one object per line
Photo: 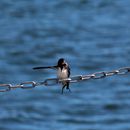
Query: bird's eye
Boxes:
[{"xmin": 63, "ymin": 63, "xmax": 66, "ymax": 66}]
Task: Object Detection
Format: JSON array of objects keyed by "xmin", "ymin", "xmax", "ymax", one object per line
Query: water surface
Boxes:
[{"xmin": 0, "ymin": 0, "xmax": 130, "ymax": 130}]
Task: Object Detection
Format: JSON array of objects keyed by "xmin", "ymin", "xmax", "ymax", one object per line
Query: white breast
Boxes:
[{"xmin": 57, "ymin": 68, "xmax": 68, "ymax": 79}]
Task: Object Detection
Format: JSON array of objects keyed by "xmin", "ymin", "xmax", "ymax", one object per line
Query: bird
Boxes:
[{"xmin": 33, "ymin": 58, "xmax": 71, "ymax": 94}]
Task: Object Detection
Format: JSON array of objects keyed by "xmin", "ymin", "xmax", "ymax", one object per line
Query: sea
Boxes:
[{"xmin": 0, "ymin": 0, "xmax": 130, "ymax": 130}]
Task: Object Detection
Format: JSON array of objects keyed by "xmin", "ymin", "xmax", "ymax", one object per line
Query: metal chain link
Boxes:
[{"xmin": 0, "ymin": 67, "xmax": 130, "ymax": 92}]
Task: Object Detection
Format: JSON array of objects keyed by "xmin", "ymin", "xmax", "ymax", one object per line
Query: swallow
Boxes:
[{"xmin": 33, "ymin": 58, "xmax": 71, "ymax": 94}]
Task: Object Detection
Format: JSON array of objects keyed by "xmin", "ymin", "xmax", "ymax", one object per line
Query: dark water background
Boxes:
[{"xmin": 0, "ymin": 0, "xmax": 130, "ymax": 130}]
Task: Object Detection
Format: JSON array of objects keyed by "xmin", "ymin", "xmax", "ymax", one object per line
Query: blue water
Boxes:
[{"xmin": 0, "ymin": 0, "xmax": 130, "ymax": 130}]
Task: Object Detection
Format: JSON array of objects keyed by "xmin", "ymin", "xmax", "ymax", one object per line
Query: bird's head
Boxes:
[{"xmin": 57, "ymin": 58, "xmax": 67, "ymax": 70}]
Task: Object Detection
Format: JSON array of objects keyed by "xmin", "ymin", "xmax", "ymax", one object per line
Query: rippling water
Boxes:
[{"xmin": 0, "ymin": 0, "xmax": 130, "ymax": 130}]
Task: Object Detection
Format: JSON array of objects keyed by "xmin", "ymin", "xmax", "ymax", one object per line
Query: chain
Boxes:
[{"xmin": 0, "ymin": 67, "xmax": 130, "ymax": 92}]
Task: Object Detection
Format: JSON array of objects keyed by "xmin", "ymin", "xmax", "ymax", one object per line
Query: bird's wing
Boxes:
[
  {"xmin": 33, "ymin": 66, "xmax": 57, "ymax": 70},
  {"xmin": 68, "ymin": 66, "xmax": 71, "ymax": 77}
]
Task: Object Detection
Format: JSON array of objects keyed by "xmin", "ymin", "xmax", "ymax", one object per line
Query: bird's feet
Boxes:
[{"xmin": 61, "ymin": 86, "xmax": 71, "ymax": 94}]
